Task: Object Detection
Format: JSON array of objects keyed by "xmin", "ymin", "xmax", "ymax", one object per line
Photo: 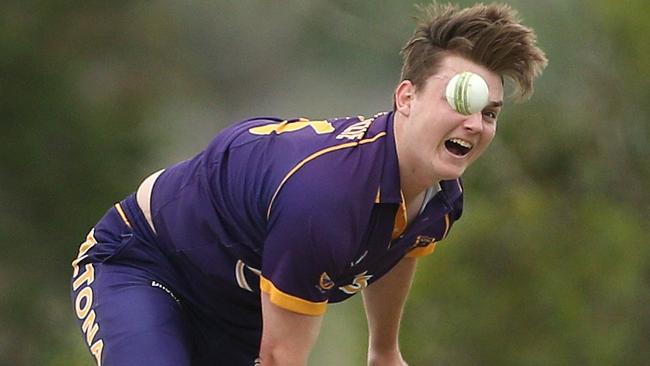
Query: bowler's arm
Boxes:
[
  {"xmin": 259, "ymin": 292, "xmax": 324, "ymax": 366},
  {"xmin": 362, "ymin": 256, "xmax": 417, "ymax": 366}
]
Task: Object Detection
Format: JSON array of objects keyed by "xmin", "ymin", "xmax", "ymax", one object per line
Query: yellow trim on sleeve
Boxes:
[
  {"xmin": 266, "ymin": 132, "xmax": 387, "ymax": 219},
  {"xmin": 260, "ymin": 276, "xmax": 328, "ymax": 316},
  {"xmin": 114, "ymin": 203, "xmax": 131, "ymax": 228},
  {"xmin": 406, "ymin": 242, "xmax": 437, "ymax": 257}
]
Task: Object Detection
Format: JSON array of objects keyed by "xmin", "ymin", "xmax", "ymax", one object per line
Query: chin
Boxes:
[
  {"xmin": 433, "ymin": 164, "xmax": 466, "ymax": 180},
  {"xmin": 431, "ymin": 153, "xmax": 468, "ymax": 181}
]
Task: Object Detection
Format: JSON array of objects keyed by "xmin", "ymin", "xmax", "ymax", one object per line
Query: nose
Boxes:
[{"xmin": 462, "ymin": 112, "xmax": 483, "ymax": 133}]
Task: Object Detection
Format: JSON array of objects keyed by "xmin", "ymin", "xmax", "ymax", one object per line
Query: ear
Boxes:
[{"xmin": 394, "ymin": 80, "xmax": 415, "ymax": 117}]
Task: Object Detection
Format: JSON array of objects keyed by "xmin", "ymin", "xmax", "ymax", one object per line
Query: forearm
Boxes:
[
  {"xmin": 259, "ymin": 292, "xmax": 323, "ymax": 366},
  {"xmin": 260, "ymin": 337, "xmax": 311, "ymax": 366},
  {"xmin": 362, "ymin": 257, "xmax": 417, "ymax": 352},
  {"xmin": 259, "ymin": 343, "xmax": 309, "ymax": 366}
]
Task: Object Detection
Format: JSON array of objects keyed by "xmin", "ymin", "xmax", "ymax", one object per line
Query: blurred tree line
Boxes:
[{"xmin": 1, "ymin": 0, "xmax": 647, "ymax": 365}]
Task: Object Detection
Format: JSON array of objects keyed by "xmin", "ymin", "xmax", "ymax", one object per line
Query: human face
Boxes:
[{"xmin": 394, "ymin": 54, "xmax": 504, "ymax": 187}]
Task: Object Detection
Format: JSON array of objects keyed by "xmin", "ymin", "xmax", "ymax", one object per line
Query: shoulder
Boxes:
[
  {"xmin": 258, "ymin": 113, "xmax": 392, "ymax": 218},
  {"xmin": 267, "ymin": 135, "xmax": 385, "ymax": 221}
]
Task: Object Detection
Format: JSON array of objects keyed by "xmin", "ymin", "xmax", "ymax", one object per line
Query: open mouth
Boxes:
[{"xmin": 444, "ymin": 138, "xmax": 473, "ymax": 156}]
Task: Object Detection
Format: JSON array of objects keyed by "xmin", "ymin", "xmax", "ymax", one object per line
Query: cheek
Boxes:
[
  {"xmin": 483, "ymin": 125, "xmax": 497, "ymax": 143},
  {"xmin": 474, "ymin": 128, "xmax": 496, "ymax": 156},
  {"xmin": 410, "ymin": 117, "xmax": 432, "ymax": 138}
]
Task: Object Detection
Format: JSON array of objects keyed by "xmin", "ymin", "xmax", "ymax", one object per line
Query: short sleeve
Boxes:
[{"xmin": 261, "ymin": 165, "xmax": 369, "ymax": 315}]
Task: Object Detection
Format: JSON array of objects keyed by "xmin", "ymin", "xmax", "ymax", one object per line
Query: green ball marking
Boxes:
[
  {"xmin": 446, "ymin": 71, "xmax": 489, "ymax": 116},
  {"xmin": 458, "ymin": 72, "xmax": 472, "ymax": 115}
]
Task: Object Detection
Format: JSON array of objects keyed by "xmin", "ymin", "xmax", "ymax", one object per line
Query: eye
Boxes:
[{"xmin": 482, "ymin": 110, "xmax": 498, "ymax": 122}]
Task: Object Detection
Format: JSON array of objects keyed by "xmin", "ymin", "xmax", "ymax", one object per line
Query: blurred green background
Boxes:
[{"xmin": 1, "ymin": 0, "xmax": 648, "ymax": 365}]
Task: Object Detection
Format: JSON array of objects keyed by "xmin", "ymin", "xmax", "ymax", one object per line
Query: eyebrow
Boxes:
[{"xmin": 487, "ymin": 101, "xmax": 504, "ymax": 108}]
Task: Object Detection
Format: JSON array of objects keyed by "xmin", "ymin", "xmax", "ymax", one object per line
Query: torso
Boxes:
[{"xmin": 131, "ymin": 112, "xmax": 464, "ymax": 313}]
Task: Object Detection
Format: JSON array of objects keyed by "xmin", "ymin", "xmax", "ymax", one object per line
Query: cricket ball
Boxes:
[{"xmin": 445, "ymin": 71, "xmax": 490, "ymax": 115}]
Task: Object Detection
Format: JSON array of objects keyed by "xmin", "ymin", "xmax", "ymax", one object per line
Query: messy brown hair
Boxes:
[{"xmin": 400, "ymin": 2, "xmax": 548, "ymax": 101}]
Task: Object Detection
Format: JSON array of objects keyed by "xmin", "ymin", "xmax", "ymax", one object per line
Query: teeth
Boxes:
[{"xmin": 449, "ymin": 138, "xmax": 473, "ymax": 149}]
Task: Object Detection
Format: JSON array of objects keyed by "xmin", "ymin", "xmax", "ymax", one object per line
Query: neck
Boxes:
[{"xmin": 393, "ymin": 112, "xmax": 441, "ymax": 204}]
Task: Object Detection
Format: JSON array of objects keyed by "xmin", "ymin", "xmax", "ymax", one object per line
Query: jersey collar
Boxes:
[{"xmin": 439, "ymin": 178, "xmax": 463, "ymax": 206}]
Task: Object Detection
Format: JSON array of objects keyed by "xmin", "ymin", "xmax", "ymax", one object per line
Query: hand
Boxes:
[{"xmin": 367, "ymin": 349, "xmax": 408, "ymax": 366}]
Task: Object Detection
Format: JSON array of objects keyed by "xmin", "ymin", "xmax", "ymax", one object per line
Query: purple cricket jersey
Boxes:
[{"xmin": 150, "ymin": 111, "xmax": 463, "ymax": 315}]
